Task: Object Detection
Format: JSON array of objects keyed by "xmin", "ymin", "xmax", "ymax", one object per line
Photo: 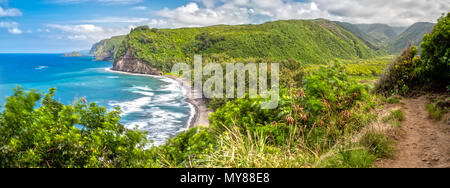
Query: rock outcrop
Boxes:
[
  {"xmin": 64, "ymin": 51, "xmax": 82, "ymax": 57},
  {"xmin": 112, "ymin": 49, "xmax": 162, "ymax": 75}
]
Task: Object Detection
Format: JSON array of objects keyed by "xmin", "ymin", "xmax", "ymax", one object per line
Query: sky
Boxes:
[{"xmin": 0, "ymin": 0, "xmax": 448, "ymax": 53}]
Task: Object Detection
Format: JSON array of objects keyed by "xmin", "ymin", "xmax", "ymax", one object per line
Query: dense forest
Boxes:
[
  {"xmin": 1, "ymin": 14, "xmax": 448, "ymax": 168},
  {"xmin": 112, "ymin": 19, "xmax": 383, "ymax": 72}
]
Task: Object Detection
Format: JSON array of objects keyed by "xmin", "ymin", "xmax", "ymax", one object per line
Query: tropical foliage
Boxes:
[
  {"xmin": 0, "ymin": 87, "xmax": 151, "ymax": 168},
  {"xmin": 420, "ymin": 13, "xmax": 450, "ymax": 87},
  {"xmin": 376, "ymin": 13, "xmax": 450, "ymax": 96},
  {"xmin": 2, "ymin": 13, "xmax": 448, "ymax": 168},
  {"xmin": 375, "ymin": 45, "xmax": 424, "ymax": 95},
  {"xmin": 114, "ymin": 19, "xmax": 381, "ymax": 73},
  {"xmin": 0, "ymin": 63, "xmax": 380, "ymax": 168}
]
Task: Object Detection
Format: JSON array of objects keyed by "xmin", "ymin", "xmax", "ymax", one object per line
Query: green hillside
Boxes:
[
  {"xmin": 334, "ymin": 21, "xmax": 381, "ymax": 49},
  {"xmin": 355, "ymin": 23, "xmax": 406, "ymax": 45},
  {"xmin": 114, "ymin": 19, "xmax": 382, "ymax": 72},
  {"xmin": 90, "ymin": 35, "xmax": 126, "ymax": 61},
  {"xmin": 387, "ymin": 22, "xmax": 435, "ymax": 54}
]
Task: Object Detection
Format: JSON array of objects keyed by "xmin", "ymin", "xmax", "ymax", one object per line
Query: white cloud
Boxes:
[
  {"xmin": 155, "ymin": 2, "xmax": 251, "ymax": 27},
  {"xmin": 131, "ymin": 6, "xmax": 148, "ymax": 10},
  {"xmin": 75, "ymin": 17, "xmax": 150, "ymax": 23},
  {"xmin": 0, "ymin": 6, "xmax": 22, "ymax": 17},
  {"xmin": 314, "ymin": 0, "xmax": 449, "ymax": 26},
  {"xmin": 151, "ymin": 0, "xmax": 449, "ymax": 27},
  {"xmin": 49, "ymin": 0, "xmax": 142, "ymax": 5},
  {"xmin": 46, "ymin": 24, "xmax": 132, "ymax": 43},
  {"xmin": 0, "ymin": 21, "xmax": 22, "ymax": 34}
]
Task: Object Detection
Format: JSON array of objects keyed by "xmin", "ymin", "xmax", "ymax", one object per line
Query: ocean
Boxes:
[{"xmin": 0, "ymin": 54, "xmax": 193, "ymax": 145}]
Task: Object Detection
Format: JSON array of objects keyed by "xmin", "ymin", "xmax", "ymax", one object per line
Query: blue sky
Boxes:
[{"xmin": 0, "ymin": 0, "xmax": 447, "ymax": 53}]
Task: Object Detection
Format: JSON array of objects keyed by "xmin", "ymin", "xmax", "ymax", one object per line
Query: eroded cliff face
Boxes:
[{"xmin": 113, "ymin": 49, "xmax": 162, "ymax": 75}]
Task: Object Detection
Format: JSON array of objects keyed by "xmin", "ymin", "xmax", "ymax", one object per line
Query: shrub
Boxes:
[
  {"xmin": 376, "ymin": 13, "xmax": 450, "ymax": 96},
  {"xmin": 155, "ymin": 127, "xmax": 217, "ymax": 168},
  {"xmin": 375, "ymin": 45, "xmax": 424, "ymax": 96},
  {"xmin": 421, "ymin": 13, "xmax": 450, "ymax": 88},
  {"xmin": 0, "ymin": 87, "xmax": 153, "ymax": 168}
]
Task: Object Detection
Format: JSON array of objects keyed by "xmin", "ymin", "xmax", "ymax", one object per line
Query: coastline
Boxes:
[
  {"xmin": 104, "ymin": 67, "xmax": 210, "ymax": 129},
  {"xmin": 165, "ymin": 75, "xmax": 211, "ymax": 129}
]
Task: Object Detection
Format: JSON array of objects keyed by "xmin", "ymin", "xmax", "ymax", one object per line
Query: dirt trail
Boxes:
[{"xmin": 377, "ymin": 96, "xmax": 450, "ymax": 168}]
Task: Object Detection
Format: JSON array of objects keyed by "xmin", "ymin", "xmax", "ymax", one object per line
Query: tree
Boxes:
[{"xmin": 421, "ymin": 13, "xmax": 450, "ymax": 87}]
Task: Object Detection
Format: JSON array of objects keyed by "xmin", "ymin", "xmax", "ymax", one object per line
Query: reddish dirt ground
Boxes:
[{"xmin": 377, "ymin": 96, "xmax": 450, "ymax": 168}]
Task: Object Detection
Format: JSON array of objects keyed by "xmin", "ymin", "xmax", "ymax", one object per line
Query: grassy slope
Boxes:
[
  {"xmin": 387, "ymin": 22, "xmax": 435, "ymax": 54},
  {"xmin": 334, "ymin": 21, "xmax": 381, "ymax": 49},
  {"xmin": 115, "ymin": 19, "xmax": 382, "ymax": 72},
  {"xmin": 355, "ymin": 23, "xmax": 406, "ymax": 45}
]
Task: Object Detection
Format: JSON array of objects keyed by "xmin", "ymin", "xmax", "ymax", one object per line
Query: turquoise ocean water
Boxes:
[{"xmin": 0, "ymin": 54, "xmax": 193, "ymax": 145}]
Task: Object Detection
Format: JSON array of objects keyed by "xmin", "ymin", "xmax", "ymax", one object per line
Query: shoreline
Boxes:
[
  {"xmin": 104, "ymin": 67, "xmax": 210, "ymax": 129},
  {"xmin": 165, "ymin": 75, "xmax": 211, "ymax": 129}
]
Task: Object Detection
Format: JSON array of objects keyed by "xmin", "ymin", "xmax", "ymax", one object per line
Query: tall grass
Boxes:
[{"xmin": 202, "ymin": 124, "xmax": 318, "ymax": 168}]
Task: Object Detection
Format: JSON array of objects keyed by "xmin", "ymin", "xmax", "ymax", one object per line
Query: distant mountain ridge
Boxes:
[
  {"xmin": 334, "ymin": 21, "xmax": 434, "ymax": 54},
  {"xmin": 386, "ymin": 22, "xmax": 435, "ymax": 54},
  {"xmin": 334, "ymin": 21, "xmax": 382, "ymax": 49},
  {"xmin": 355, "ymin": 23, "xmax": 407, "ymax": 45}
]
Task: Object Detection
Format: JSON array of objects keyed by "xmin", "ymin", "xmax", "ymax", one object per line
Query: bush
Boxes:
[
  {"xmin": 376, "ymin": 13, "xmax": 450, "ymax": 96},
  {"xmin": 0, "ymin": 87, "xmax": 153, "ymax": 168},
  {"xmin": 156, "ymin": 127, "xmax": 217, "ymax": 168},
  {"xmin": 421, "ymin": 13, "xmax": 450, "ymax": 87},
  {"xmin": 375, "ymin": 45, "xmax": 424, "ymax": 96}
]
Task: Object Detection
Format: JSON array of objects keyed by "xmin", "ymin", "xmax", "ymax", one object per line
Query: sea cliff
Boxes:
[{"xmin": 112, "ymin": 49, "xmax": 162, "ymax": 75}]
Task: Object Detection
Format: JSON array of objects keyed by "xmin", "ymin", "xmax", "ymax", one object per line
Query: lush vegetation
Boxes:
[
  {"xmin": 2, "ymin": 14, "xmax": 448, "ymax": 168},
  {"xmin": 0, "ymin": 87, "xmax": 152, "ymax": 168},
  {"xmin": 420, "ymin": 13, "xmax": 450, "ymax": 88},
  {"xmin": 0, "ymin": 63, "xmax": 383, "ymax": 168},
  {"xmin": 376, "ymin": 13, "xmax": 449, "ymax": 96},
  {"xmin": 114, "ymin": 19, "xmax": 381, "ymax": 73},
  {"xmin": 354, "ymin": 23, "xmax": 405, "ymax": 47},
  {"xmin": 375, "ymin": 45, "xmax": 423, "ymax": 95},
  {"xmin": 90, "ymin": 35, "xmax": 126, "ymax": 61}
]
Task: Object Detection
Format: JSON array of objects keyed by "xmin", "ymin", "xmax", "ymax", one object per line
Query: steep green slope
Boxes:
[
  {"xmin": 114, "ymin": 19, "xmax": 381, "ymax": 72},
  {"xmin": 354, "ymin": 23, "xmax": 406, "ymax": 45},
  {"xmin": 387, "ymin": 22, "xmax": 435, "ymax": 54},
  {"xmin": 334, "ymin": 21, "xmax": 380, "ymax": 49},
  {"xmin": 90, "ymin": 35, "xmax": 126, "ymax": 61}
]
